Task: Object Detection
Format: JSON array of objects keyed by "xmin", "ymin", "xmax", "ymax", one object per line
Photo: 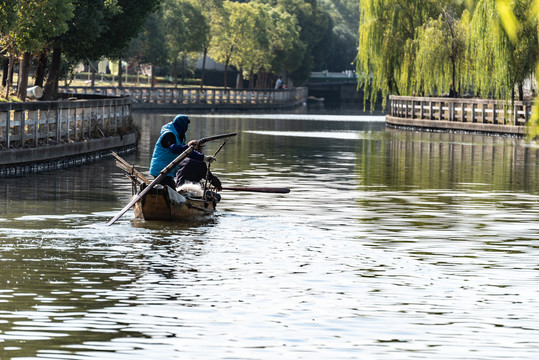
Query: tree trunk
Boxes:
[
  {"xmin": 151, "ymin": 65, "xmax": 155, "ymax": 88},
  {"xmin": 181, "ymin": 55, "xmax": 185, "ymax": 86},
  {"xmin": 518, "ymin": 82, "xmax": 524, "ymax": 102},
  {"xmin": 34, "ymin": 52, "xmax": 48, "ymax": 88},
  {"xmin": 42, "ymin": 47, "xmax": 62, "ymax": 101},
  {"xmin": 2, "ymin": 58, "xmax": 8, "ymax": 87},
  {"xmin": 118, "ymin": 58, "xmax": 123, "ymax": 88},
  {"xmin": 452, "ymin": 60, "xmax": 456, "ymax": 96},
  {"xmin": 248, "ymin": 67, "xmax": 254, "ymax": 89},
  {"xmin": 4, "ymin": 55, "xmax": 13, "ymax": 100},
  {"xmin": 236, "ymin": 70, "xmax": 243, "ymax": 89},
  {"xmin": 173, "ymin": 58, "xmax": 178, "ymax": 88},
  {"xmin": 224, "ymin": 58, "xmax": 229, "ymax": 89},
  {"xmin": 200, "ymin": 48, "xmax": 207, "ymax": 90},
  {"xmin": 17, "ymin": 52, "xmax": 32, "ymax": 101},
  {"xmin": 90, "ymin": 62, "xmax": 96, "ymax": 87}
]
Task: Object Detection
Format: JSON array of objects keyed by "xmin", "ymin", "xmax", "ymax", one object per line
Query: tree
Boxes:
[
  {"xmin": 509, "ymin": 1, "xmax": 538, "ymax": 102},
  {"xmin": 185, "ymin": 0, "xmax": 222, "ymax": 89},
  {"xmin": 209, "ymin": 1, "xmax": 243, "ymax": 88},
  {"xmin": 496, "ymin": 0, "xmax": 539, "ymax": 138},
  {"xmin": 0, "ymin": 0, "xmax": 73, "ymax": 100},
  {"xmin": 266, "ymin": 5, "xmax": 304, "ymax": 86},
  {"xmin": 162, "ymin": 0, "xmax": 210, "ymax": 86},
  {"xmin": 277, "ymin": 0, "xmax": 328, "ymax": 84},
  {"xmin": 228, "ymin": 2, "xmax": 272, "ymax": 88},
  {"xmin": 253, "ymin": 0, "xmax": 328, "ymax": 84},
  {"xmin": 322, "ymin": 23, "xmax": 357, "ymax": 72},
  {"xmin": 0, "ymin": 1, "xmax": 18, "ymax": 99},
  {"xmin": 312, "ymin": 0, "xmax": 359, "ymax": 72},
  {"xmin": 356, "ymin": 0, "xmax": 446, "ymax": 108},
  {"xmin": 43, "ymin": 0, "xmax": 160, "ymax": 100},
  {"xmin": 133, "ymin": 10, "xmax": 167, "ymax": 87},
  {"xmin": 412, "ymin": 5, "xmax": 469, "ymax": 97},
  {"xmin": 468, "ymin": 0, "xmax": 537, "ymax": 101}
]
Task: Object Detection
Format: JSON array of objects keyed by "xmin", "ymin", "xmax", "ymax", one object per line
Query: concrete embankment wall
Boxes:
[
  {"xmin": 0, "ymin": 134, "xmax": 136, "ymax": 177},
  {"xmin": 387, "ymin": 95, "xmax": 532, "ymax": 136},
  {"xmin": 0, "ymin": 94, "xmax": 136, "ymax": 177}
]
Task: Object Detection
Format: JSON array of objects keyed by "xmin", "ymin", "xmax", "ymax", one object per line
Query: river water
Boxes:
[{"xmin": 0, "ymin": 109, "xmax": 538, "ymax": 359}]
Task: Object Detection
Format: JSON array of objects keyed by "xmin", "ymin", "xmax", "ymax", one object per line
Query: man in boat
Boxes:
[
  {"xmin": 149, "ymin": 114, "xmax": 215, "ymax": 188},
  {"xmin": 175, "ymin": 143, "xmax": 222, "ymax": 192}
]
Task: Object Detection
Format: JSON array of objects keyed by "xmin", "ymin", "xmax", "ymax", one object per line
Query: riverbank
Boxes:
[
  {"xmin": 387, "ymin": 95, "xmax": 532, "ymax": 136},
  {"xmin": 0, "ymin": 94, "xmax": 136, "ymax": 177}
]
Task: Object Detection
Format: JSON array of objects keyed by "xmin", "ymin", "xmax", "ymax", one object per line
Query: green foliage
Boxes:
[
  {"xmin": 467, "ymin": 0, "xmax": 511, "ymax": 99},
  {"xmin": 3, "ymin": 0, "xmax": 73, "ymax": 54},
  {"xmin": 358, "ymin": 0, "xmax": 539, "ymax": 115},
  {"xmin": 163, "ymin": 0, "xmax": 209, "ymax": 61},
  {"xmin": 136, "ymin": 11, "xmax": 168, "ymax": 66},
  {"xmin": 208, "ymin": 1, "xmax": 239, "ymax": 69},
  {"xmin": 230, "ymin": 2, "xmax": 271, "ymax": 77},
  {"xmin": 413, "ymin": 7, "xmax": 469, "ymax": 97},
  {"xmin": 95, "ymin": 0, "xmax": 161, "ymax": 59},
  {"xmin": 468, "ymin": 0, "xmax": 538, "ymax": 101},
  {"xmin": 267, "ymin": 5, "xmax": 304, "ymax": 74},
  {"xmin": 357, "ymin": 0, "xmax": 444, "ymax": 108},
  {"xmin": 315, "ymin": 0, "xmax": 359, "ymax": 71},
  {"xmin": 254, "ymin": 0, "xmax": 328, "ymax": 84}
]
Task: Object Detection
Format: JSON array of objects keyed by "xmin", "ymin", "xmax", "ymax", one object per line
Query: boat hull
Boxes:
[{"xmin": 133, "ymin": 185, "xmax": 217, "ymax": 222}]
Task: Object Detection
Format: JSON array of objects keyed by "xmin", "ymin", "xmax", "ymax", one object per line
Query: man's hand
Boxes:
[
  {"xmin": 188, "ymin": 140, "xmax": 199, "ymax": 147},
  {"xmin": 204, "ymin": 155, "xmax": 216, "ymax": 163}
]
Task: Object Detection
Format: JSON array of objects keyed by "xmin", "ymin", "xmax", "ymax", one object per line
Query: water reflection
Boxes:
[
  {"xmin": 0, "ymin": 111, "xmax": 538, "ymax": 359},
  {"xmin": 381, "ymin": 128, "xmax": 539, "ymax": 192}
]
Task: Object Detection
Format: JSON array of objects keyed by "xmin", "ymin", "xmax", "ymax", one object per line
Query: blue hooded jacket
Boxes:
[{"xmin": 149, "ymin": 115, "xmax": 203, "ymax": 178}]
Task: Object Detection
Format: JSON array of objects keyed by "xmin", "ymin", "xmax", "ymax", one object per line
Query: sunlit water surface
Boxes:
[{"xmin": 0, "ymin": 110, "xmax": 538, "ymax": 359}]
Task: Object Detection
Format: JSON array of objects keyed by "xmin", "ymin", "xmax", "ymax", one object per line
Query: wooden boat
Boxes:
[
  {"xmin": 133, "ymin": 183, "xmax": 220, "ymax": 222},
  {"xmin": 107, "ymin": 137, "xmax": 289, "ymax": 225},
  {"xmin": 106, "ymin": 133, "xmax": 239, "ymax": 226},
  {"xmin": 112, "ymin": 152, "xmax": 220, "ymax": 222}
]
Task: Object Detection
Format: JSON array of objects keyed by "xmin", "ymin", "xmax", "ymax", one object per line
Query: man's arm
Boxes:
[{"xmin": 169, "ymin": 143, "xmax": 204, "ymax": 161}]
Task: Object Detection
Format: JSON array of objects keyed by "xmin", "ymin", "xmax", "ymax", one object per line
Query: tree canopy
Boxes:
[{"xmin": 357, "ymin": 0, "xmax": 539, "ymax": 110}]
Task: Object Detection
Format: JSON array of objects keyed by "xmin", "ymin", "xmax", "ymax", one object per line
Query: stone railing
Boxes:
[
  {"xmin": 0, "ymin": 95, "xmax": 132, "ymax": 150},
  {"xmin": 387, "ymin": 95, "xmax": 533, "ymax": 136},
  {"xmin": 60, "ymin": 86, "xmax": 308, "ymax": 109}
]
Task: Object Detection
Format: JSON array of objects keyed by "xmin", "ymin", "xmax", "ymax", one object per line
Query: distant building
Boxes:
[{"xmin": 195, "ymin": 56, "xmax": 226, "ymax": 71}]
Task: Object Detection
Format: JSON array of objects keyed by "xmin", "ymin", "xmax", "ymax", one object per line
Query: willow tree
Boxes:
[
  {"xmin": 356, "ymin": 0, "xmax": 445, "ymax": 109},
  {"xmin": 412, "ymin": 6, "xmax": 469, "ymax": 97},
  {"xmin": 467, "ymin": 0, "xmax": 512, "ymax": 100},
  {"xmin": 468, "ymin": 0, "xmax": 537, "ymax": 101},
  {"xmin": 507, "ymin": 0, "xmax": 538, "ymax": 101},
  {"xmin": 495, "ymin": 0, "xmax": 539, "ymax": 138},
  {"xmin": 527, "ymin": 1, "xmax": 539, "ymax": 139}
]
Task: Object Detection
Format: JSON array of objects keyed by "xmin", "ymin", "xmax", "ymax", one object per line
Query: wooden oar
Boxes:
[
  {"xmin": 222, "ymin": 186, "xmax": 290, "ymax": 193},
  {"xmin": 106, "ymin": 132, "xmax": 237, "ymax": 226},
  {"xmin": 111, "ymin": 152, "xmax": 150, "ymax": 185}
]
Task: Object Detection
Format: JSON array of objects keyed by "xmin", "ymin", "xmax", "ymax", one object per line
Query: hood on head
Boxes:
[{"xmin": 173, "ymin": 114, "xmax": 190, "ymax": 135}]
